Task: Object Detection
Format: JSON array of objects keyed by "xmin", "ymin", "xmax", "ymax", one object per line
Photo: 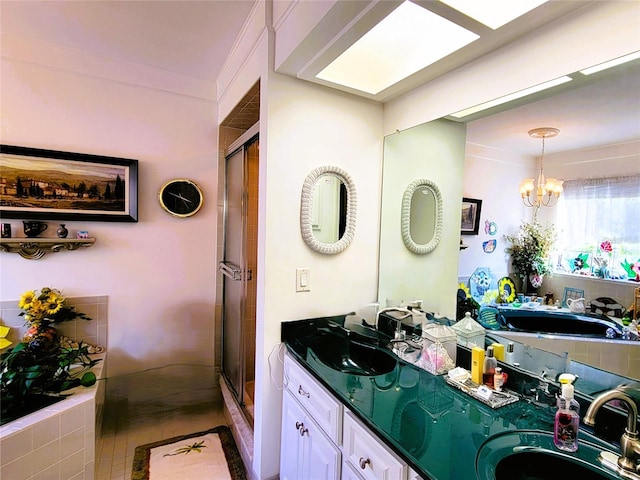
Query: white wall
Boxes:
[
  {"xmin": 1, "ymin": 36, "xmax": 219, "ymax": 377},
  {"xmin": 256, "ymin": 72, "xmax": 383, "ymax": 479},
  {"xmin": 457, "ymin": 142, "xmax": 536, "ymax": 280}
]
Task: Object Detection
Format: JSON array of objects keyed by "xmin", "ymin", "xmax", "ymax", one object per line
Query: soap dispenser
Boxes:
[{"xmin": 554, "ymin": 373, "xmax": 579, "ymax": 452}]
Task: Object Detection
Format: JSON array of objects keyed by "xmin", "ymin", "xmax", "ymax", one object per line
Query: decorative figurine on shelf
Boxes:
[
  {"xmin": 23, "ymin": 221, "xmax": 48, "ymax": 237},
  {"xmin": 56, "ymin": 224, "xmax": 68, "ymax": 238}
]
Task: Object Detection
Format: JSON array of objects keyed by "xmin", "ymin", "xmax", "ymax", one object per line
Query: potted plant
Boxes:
[
  {"xmin": 1, "ymin": 287, "xmax": 102, "ymax": 423},
  {"xmin": 505, "ymin": 219, "xmax": 556, "ymax": 294}
]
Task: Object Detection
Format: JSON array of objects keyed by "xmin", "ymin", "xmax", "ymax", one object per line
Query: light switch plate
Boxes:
[{"xmin": 296, "ymin": 267, "xmax": 310, "ymax": 292}]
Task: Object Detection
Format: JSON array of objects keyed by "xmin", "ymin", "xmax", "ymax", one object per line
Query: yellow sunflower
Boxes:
[
  {"xmin": 29, "ymin": 298, "xmax": 46, "ymax": 318},
  {"xmin": 44, "ymin": 292, "xmax": 64, "ymax": 315},
  {"xmin": 498, "ymin": 277, "xmax": 516, "ymax": 303},
  {"xmin": 18, "ymin": 290, "xmax": 36, "ymax": 310},
  {"xmin": 458, "ymin": 282, "xmax": 472, "ymax": 298}
]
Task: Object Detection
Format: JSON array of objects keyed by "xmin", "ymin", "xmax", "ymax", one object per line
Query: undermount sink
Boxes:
[
  {"xmin": 307, "ymin": 329, "xmax": 397, "ymax": 376},
  {"xmin": 476, "ymin": 430, "xmax": 620, "ymax": 480}
]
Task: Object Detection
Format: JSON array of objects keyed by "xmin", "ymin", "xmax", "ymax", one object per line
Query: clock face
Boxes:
[{"xmin": 159, "ymin": 179, "xmax": 203, "ymax": 217}]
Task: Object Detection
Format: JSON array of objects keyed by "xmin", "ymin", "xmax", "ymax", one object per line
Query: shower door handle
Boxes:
[{"xmin": 219, "ymin": 261, "xmax": 252, "ymax": 281}]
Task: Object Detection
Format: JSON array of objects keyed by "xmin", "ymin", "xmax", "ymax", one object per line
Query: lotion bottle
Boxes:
[
  {"xmin": 482, "ymin": 346, "xmax": 497, "ymax": 388},
  {"xmin": 505, "ymin": 342, "xmax": 516, "ymax": 364},
  {"xmin": 554, "ymin": 374, "xmax": 579, "ymax": 452}
]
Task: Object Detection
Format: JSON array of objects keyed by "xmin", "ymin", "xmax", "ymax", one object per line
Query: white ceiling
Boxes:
[
  {"xmin": 1, "ymin": 0, "xmax": 638, "ymax": 156},
  {"xmin": 0, "ymin": 0, "xmax": 255, "ymax": 82},
  {"xmin": 466, "ymin": 61, "xmax": 640, "ymax": 156}
]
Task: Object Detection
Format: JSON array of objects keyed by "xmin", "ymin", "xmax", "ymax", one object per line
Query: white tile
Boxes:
[
  {"xmin": 60, "ymin": 450, "xmax": 84, "ymax": 480},
  {"xmin": 61, "ymin": 405, "xmax": 85, "ymax": 435},
  {"xmin": 1, "ymin": 427, "xmax": 33, "ymax": 465},
  {"xmin": 30, "ymin": 439, "xmax": 61, "ymax": 477},
  {"xmin": 32, "ymin": 463, "xmax": 59, "ymax": 480},
  {"xmin": 61, "ymin": 427, "xmax": 85, "ymax": 458},
  {"xmin": 1, "ymin": 457, "xmax": 33, "ymax": 480},
  {"xmin": 33, "ymin": 414, "xmax": 61, "ymax": 449}
]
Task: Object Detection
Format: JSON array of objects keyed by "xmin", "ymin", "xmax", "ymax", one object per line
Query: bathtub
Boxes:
[
  {"xmin": 495, "ymin": 306, "xmax": 624, "ymax": 337},
  {"xmin": 0, "ymin": 354, "xmax": 105, "ymax": 480}
]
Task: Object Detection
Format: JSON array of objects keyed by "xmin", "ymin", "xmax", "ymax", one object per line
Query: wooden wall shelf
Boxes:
[{"xmin": 0, "ymin": 238, "xmax": 96, "ymax": 259}]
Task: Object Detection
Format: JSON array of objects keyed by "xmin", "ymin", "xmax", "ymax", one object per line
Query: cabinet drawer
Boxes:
[
  {"xmin": 284, "ymin": 353, "xmax": 342, "ymax": 444},
  {"xmin": 342, "ymin": 410, "xmax": 407, "ymax": 480}
]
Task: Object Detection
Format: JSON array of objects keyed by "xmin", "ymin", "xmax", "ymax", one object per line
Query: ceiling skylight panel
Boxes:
[
  {"xmin": 440, "ymin": 0, "xmax": 549, "ymax": 29},
  {"xmin": 316, "ymin": 1, "xmax": 479, "ymax": 95}
]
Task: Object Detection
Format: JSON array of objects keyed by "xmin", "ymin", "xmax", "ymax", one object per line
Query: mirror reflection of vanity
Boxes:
[{"xmin": 377, "ymin": 56, "xmax": 640, "ymax": 374}]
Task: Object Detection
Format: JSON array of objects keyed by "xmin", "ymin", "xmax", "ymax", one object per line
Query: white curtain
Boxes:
[{"xmin": 555, "ymin": 174, "xmax": 640, "ymax": 274}]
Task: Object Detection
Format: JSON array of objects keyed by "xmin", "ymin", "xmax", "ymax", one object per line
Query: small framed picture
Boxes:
[{"xmin": 461, "ymin": 197, "xmax": 482, "ymax": 235}]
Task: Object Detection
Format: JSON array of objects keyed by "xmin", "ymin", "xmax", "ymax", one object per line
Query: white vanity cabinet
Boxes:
[
  {"xmin": 281, "ymin": 389, "xmax": 341, "ymax": 480},
  {"xmin": 280, "ymin": 354, "xmax": 343, "ymax": 480},
  {"xmin": 281, "ymin": 353, "xmax": 417, "ymax": 480},
  {"xmin": 342, "ymin": 410, "xmax": 408, "ymax": 480}
]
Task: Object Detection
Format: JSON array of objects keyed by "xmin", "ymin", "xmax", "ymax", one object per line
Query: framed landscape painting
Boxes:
[
  {"xmin": 461, "ymin": 197, "xmax": 482, "ymax": 235},
  {"xmin": 0, "ymin": 145, "xmax": 138, "ymax": 222}
]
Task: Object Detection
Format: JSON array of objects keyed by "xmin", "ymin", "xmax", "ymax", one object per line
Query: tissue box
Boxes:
[{"xmin": 419, "ymin": 324, "xmax": 457, "ymax": 375}]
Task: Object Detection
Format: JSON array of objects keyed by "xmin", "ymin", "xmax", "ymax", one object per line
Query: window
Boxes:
[{"xmin": 554, "ymin": 174, "xmax": 640, "ymax": 280}]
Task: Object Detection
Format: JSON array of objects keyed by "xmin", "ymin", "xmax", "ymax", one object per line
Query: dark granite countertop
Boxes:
[{"xmin": 281, "ymin": 316, "xmax": 620, "ymax": 480}]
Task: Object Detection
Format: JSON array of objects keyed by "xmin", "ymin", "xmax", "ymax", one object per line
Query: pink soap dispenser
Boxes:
[{"xmin": 554, "ymin": 374, "xmax": 579, "ymax": 452}]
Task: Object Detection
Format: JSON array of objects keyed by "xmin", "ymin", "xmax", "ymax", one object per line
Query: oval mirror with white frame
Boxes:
[
  {"xmin": 401, "ymin": 179, "xmax": 443, "ymax": 254},
  {"xmin": 300, "ymin": 166, "xmax": 357, "ymax": 254}
]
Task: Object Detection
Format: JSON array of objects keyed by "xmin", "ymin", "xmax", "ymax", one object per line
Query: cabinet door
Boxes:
[
  {"xmin": 281, "ymin": 389, "xmax": 341, "ymax": 480},
  {"xmin": 281, "ymin": 390, "xmax": 305, "ymax": 480},
  {"xmin": 342, "ymin": 460, "xmax": 365, "ymax": 480},
  {"xmin": 302, "ymin": 415, "xmax": 341, "ymax": 480}
]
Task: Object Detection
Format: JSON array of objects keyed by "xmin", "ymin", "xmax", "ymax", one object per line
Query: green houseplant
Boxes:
[
  {"xmin": 505, "ymin": 219, "xmax": 556, "ymax": 293},
  {"xmin": 1, "ymin": 287, "xmax": 102, "ymax": 423}
]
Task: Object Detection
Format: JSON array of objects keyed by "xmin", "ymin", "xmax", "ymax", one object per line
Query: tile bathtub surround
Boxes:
[
  {"xmin": 0, "ymin": 355, "xmax": 106, "ymax": 480},
  {"xmin": 0, "ymin": 294, "xmax": 108, "ymax": 351}
]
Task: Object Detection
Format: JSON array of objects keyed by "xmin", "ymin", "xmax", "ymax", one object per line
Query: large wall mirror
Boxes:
[
  {"xmin": 378, "ymin": 55, "xmax": 639, "ymax": 316},
  {"xmin": 300, "ymin": 165, "xmax": 357, "ymax": 254},
  {"xmin": 401, "ymin": 179, "xmax": 443, "ymax": 254}
]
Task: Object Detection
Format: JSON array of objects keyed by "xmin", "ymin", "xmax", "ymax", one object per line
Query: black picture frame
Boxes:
[
  {"xmin": 461, "ymin": 197, "xmax": 482, "ymax": 235},
  {"xmin": 0, "ymin": 144, "xmax": 138, "ymax": 222}
]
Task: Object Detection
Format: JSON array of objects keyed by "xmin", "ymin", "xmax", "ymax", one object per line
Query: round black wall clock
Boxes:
[{"xmin": 159, "ymin": 179, "xmax": 204, "ymax": 217}]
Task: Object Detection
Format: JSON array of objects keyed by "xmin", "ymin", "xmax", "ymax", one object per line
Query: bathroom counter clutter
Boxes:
[{"xmin": 281, "ymin": 316, "xmax": 621, "ymax": 480}]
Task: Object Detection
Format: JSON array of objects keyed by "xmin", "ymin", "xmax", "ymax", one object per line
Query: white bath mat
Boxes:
[{"xmin": 132, "ymin": 426, "xmax": 246, "ymax": 480}]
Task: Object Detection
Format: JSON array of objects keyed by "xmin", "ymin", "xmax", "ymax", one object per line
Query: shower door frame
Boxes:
[{"xmin": 219, "ymin": 123, "xmax": 259, "ymax": 412}]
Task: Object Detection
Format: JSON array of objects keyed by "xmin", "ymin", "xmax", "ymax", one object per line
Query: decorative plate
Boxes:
[
  {"xmin": 498, "ymin": 276, "xmax": 516, "ymax": 303},
  {"xmin": 469, "ymin": 267, "xmax": 498, "ymax": 304}
]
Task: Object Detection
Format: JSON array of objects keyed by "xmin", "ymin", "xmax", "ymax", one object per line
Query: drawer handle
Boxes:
[
  {"xmin": 359, "ymin": 457, "xmax": 371, "ymax": 470},
  {"xmin": 298, "ymin": 385, "xmax": 310, "ymax": 398},
  {"xmin": 295, "ymin": 422, "xmax": 308, "ymax": 436}
]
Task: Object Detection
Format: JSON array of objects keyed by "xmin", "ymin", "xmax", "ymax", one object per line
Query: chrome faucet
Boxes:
[{"xmin": 584, "ymin": 389, "xmax": 640, "ymax": 477}]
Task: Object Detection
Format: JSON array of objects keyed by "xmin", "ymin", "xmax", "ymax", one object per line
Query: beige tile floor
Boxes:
[{"xmin": 96, "ymin": 365, "xmax": 226, "ymax": 480}]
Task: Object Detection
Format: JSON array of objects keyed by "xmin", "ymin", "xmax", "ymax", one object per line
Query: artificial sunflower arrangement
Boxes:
[
  {"xmin": 19, "ymin": 287, "xmax": 91, "ymax": 326},
  {"xmin": 1, "ymin": 287, "xmax": 100, "ymax": 423}
]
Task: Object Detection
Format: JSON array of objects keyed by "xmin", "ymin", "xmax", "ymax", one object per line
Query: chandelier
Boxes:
[{"xmin": 519, "ymin": 127, "xmax": 564, "ymax": 208}]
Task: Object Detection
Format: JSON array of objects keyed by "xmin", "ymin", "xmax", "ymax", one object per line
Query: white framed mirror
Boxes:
[
  {"xmin": 300, "ymin": 165, "xmax": 357, "ymax": 254},
  {"xmin": 401, "ymin": 179, "xmax": 443, "ymax": 254}
]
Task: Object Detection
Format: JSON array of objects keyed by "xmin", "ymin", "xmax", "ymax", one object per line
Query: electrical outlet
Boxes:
[{"xmin": 296, "ymin": 268, "xmax": 310, "ymax": 292}]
